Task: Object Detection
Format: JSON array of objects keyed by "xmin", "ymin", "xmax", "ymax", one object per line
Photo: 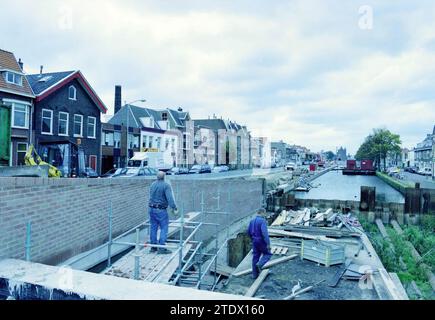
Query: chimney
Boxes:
[
  {"xmin": 18, "ymin": 59, "xmax": 24, "ymax": 71},
  {"xmin": 114, "ymin": 85, "xmax": 122, "ymax": 114},
  {"xmin": 40, "ymin": 65, "xmax": 44, "ymax": 75}
]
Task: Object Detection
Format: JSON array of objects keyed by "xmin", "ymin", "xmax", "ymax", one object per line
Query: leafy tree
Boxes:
[
  {"xmin": 355, "ymin": 128, "xmax": 402, "ymax": 171},
  {"xmin": 324, "ymin": 151, "xmax": 335, "ymax": 161}
]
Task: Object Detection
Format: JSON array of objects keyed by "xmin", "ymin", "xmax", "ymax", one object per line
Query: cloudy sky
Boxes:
[{"xmin": 1, "ymin": 0, "xmax": 435, "ymax": 154}]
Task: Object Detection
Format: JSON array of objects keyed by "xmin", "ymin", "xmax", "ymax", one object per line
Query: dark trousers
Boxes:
[{"xmin": 252, "ymin": 239, "xmax": 272, "ymax": 278}]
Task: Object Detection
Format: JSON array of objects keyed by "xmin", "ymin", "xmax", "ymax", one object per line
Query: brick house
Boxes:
[
  {"xmin": 0, "ymin": 49, "xmax": 35, "ymax": 166},
  {"xmin": 27, "ymin": 70, "xmax": 107, "ymax": 176}
]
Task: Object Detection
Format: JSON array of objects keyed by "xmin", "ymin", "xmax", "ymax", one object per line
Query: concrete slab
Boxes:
[{"xmin": 0, "ymin": 259, "xmax": 252, "ymax": 300}]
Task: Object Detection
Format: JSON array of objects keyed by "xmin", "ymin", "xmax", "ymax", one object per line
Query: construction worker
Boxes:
[
  {"xmin": 148, "ymin": 171, "xmax": 178, "ymax": 254},
  {"xmin": 247, "ymin": 208, "xmax": 272, "ymax": 279}
]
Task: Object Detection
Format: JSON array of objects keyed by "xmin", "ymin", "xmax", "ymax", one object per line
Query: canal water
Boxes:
[{"xmin": 295, "ymin": 170, "xmax": 405, "ymax": 203}]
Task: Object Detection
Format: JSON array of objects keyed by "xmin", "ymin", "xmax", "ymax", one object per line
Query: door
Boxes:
[
  {"xmin": 0, "ymin": 105, "xmax": 11, "ymax": 165},
  {"xmin": 89, "ymin": 155, "xmax": 97, "ymax": 171}
]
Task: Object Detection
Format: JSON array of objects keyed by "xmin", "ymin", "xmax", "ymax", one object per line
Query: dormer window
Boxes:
[
  {"xmin": 4, "ymin": 71, "xmax": 23, "ymax": 86},
  {"xmin": 69, "ymin": 85, "xmax": 77, "ymax": 101}
]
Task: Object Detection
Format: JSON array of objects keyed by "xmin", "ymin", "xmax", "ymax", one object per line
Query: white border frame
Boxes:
[
  {"xmin": 73, "ymin": 114, "xmax": 83, "ymax": 137},
  {"xmin": 58, "ymin": 111, "xmax": 69, "ymax": 136},
  {"xmin": 41, "ymin": 108, "xmax": 53, "ymax": 135},
  {"xmin": 87, "ymin": 116, "xmax": 96, "ymax": 139}
]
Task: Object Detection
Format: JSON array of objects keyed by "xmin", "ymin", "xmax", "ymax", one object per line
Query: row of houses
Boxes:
[
  {"xmin": 270, "ymin": 140, "xmax": 317, "ymax": 166},
  {"xmin": 101, "ymin": 85, "xmax": 272, "ymax": 174},
  {"xmin": 0, "ymin": 49, "xmax": 106, "ymax": 176},
  {"xmin": 0, "ymin": 48, "xmax": 272, "ymax": 176},
  {"xmin": 400, "ymin": 125, "xmax": 435, "ymax": 178}
]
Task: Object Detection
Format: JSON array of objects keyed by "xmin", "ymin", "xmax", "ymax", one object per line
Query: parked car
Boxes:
[
  {"xmin": 119, "ymin": 167, "xmax": 156, "ymax": 178},
  {"xmin": 189, "ymin": 164, "xmax": 212, "ymax": 174},
  {"xmin": 101, "ymin": 168, "xmax": 127, "ymax": 178},
  {"xmin": 418, "ymin": 167, "xmax": 432, "ymax": 176},
  {"xmin": 285, "ymin": 162, "xmax": 296, "ymax": 171},
  {"xmin": 167, "ymin": 167, "xmax": 189, "ymax": 175},
  {"xmin": 212, "ymin": 165, "xmax": 229, "ymax": 173},
  {"xmin": 80, "ymin": 167, "xmax": 99, "ymax": 178},
  {"xmin": 403, "ymin": 167, "xmax": 418, "ymax": 173}
]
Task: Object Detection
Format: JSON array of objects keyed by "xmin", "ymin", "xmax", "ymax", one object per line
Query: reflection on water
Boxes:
[{"xmin": 295, "ymin": 170, "xmax": 405, "ymax": 203}]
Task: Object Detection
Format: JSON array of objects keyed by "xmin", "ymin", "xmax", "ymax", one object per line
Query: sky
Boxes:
[{"xmin": 1, "ymin": 0, "xmax": 435, "ymax": 154}]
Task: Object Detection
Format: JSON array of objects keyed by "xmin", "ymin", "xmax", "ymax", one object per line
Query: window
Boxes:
[
  {"xmin": 73, "ymin": 114, "xmax": 83, "ymax": 137},
  {"xmin": 128, "ymin": 134, "xmax": 139, "ymax": 149},
  {"xmin": 165, "ymin": 138, "xmax": 170, "ymax": 150},
  {"xmin": 156, "ymin": 137, "xmax": 161, "ymax": 150},
  {"xmin": 103, "ymin": 131, "xmax": 114, "ymax": 146},
  {"xmin": 4, "ymin": 72, "xmax": 23, "ymax": 86},
  {"xmin": 17, "ymin": 143, "xmax": 28, "ymax": 165},
  {"xmin": 87, "ymin": 117, "xmax": 96, "ymax": 138},
  {"xmin": 142, "ymin": 135, "xmax": 147, "ymax": 148},
  {"xmin": 69, "ymin": 86, "xmax": 77, "ymax": 101},
  {"xmin": 11, "ymin": 103, "xmax": 29, "ymax": 129},
  {"xmin": 148, "ymin": 136, "xmax": 153, "ymax": 148},
  {"xmin": 41, "ymin": 109, "xmax": 53, "ymax": 134},
  {"xmin": 58, "ymin": 112, "xmax": 69, "ymax": 136},
  {"xmin": 162, "ymin": 112, "xmax": 168, "ymax": 121},
  {"xmin": 114, "ymin": 132, "xmax": 121, "ymax": 148}
]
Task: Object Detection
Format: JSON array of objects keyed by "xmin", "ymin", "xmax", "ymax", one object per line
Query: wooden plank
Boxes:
[
  {"xmin": 210, "ymin": 264, "xmax": 235, "ymax": 277},
  {"xmin": 375, "ymin": 219, "xmax": 389, "ymax": 239},
  {"xmin": 245, "ymin": 269, "xmax": 270, "ymax": 297},
  {"xmin": 269, "ymin": 229, "xmax": 336, "ymax": 242},
  {"xmin": 390, "ymin": 220, "xmax": 404, "ymax": 235},
  {"xmin": 389, "ymin": 273, "xmax": 409, "ymax": 300},
  {"xmin": 284, "ymin": 285, "xmax": 313, "ymax": 300},
  {"xmin": 271, "ymin": 210, "xmax": 287, "ymax": 226},
  {"xmin": 233, "ymin": 254, "xmax": 298, "ymax": 277},
  {"xmin": 378, "ymin": 268, "xmax": 402, "ymax": 300}
]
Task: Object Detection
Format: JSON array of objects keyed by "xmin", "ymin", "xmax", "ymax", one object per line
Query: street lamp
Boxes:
[{"xmin": 125, "ymin": 99, "xmax": 146, "ymax": 167}]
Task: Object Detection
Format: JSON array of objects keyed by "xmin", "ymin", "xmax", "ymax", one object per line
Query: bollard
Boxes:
[
  {"xmin": 25, "ymin": 221, "xmax": 32, "ymax": 262},
  {"xmin": 396, "ymin": 212, "xmax": 404, "ymax": 225},
  {"xmin": 107, "ymin": 201, "xmax": 113, "ymax": 268},
  {"xmin": 382, "ymin": 211, "xmax": 390, "ymax": 224},
  {"xmin": 134, "ymin": 228, "xmax": 140, "ymax": 280},
  {"xmin": 368, "ymin": 212, "xmax": 375, "ymax": 224},
  {"xmin": 404, "ymin": 214, "xmax": 410, "ymax": 225}
]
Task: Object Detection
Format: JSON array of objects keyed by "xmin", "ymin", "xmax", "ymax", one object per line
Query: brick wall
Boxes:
[
  {"xmin": 0, "ymin": 177, "xmax": 150, "ymax": 265},
  {"xmin": 0, "ymin": 176, "xmax": 264, "ymax": 266}
]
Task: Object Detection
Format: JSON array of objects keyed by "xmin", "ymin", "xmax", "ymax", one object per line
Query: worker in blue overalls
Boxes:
[
  {"xmin": 148, "ymin": 171, "xmax": 178, "ymax": 254},
  {"xmin": 247, "ymin": 208, "xmax": 272, "ymax": 279}
]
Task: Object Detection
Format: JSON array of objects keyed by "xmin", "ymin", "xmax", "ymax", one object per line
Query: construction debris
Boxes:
[
  {"xmin": 284, "ymin": 280, "xmax": 325, "ymax": 300},
  {"xmin": 300, "ymin": 240, "xmax": 346, "ymax": 267},
  {"xmin": 233, "ymin": 254, "xmax": 298, "ymax": 277},
  {"xmin": 245, "ymin": 269, "xmax": 270, "ymax": 297}
]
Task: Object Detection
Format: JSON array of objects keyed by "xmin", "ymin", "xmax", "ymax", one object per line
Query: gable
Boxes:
[{"xmin": 28, "ymin": 71, "xmax": 107, "ymax": 113}]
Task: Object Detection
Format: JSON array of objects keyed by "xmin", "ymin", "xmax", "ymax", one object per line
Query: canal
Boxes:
[{"xmin": 295, "ymin": 170, "xmax": 405, "ymax": 203}]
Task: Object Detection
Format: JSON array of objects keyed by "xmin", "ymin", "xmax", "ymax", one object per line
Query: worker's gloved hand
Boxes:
[{"xmin": 173, "ymin": 208, "xmax": 179, "ymax": 216}]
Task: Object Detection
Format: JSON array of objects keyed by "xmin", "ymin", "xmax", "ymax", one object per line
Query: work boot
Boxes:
[
  {"xmin": 158, "ymin": 248, "xmax": 172, "ymax": 255},
  {"xmin": 150, "ymin": 247, "xmax": 158, "ymax": 253}
]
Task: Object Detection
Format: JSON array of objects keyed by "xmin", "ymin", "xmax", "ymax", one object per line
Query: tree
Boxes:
[
  {"xmin": 355, "ymin": 128, "xmax": 402, "ymax": 171},
  {"xmin": 324, "ymin": 151, "xmax": 335, "ymax": 161}
]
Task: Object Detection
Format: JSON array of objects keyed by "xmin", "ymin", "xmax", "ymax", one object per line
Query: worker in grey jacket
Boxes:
[{"xmin": 148, "ymin": 171, "xmax": 177, "ymax": 254}]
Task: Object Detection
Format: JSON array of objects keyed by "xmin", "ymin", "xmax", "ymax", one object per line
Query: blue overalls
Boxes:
[
  {"xmin": 247, "ymin": 215, "xmax": 272, "ymax": 278},
  {"xmin": 149, "ymin": 180, "xmax": 177, "ymax": 246}
]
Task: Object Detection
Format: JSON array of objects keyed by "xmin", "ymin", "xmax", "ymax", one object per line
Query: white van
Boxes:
[{"xmin": 128, "ymin": 152, "xmax": 172, "ymax": 171}]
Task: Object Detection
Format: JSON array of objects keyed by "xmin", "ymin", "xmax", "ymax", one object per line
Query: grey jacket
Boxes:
[{"xmin": 149, "ymin": 180, "xmax": 177, "ymax": 210}]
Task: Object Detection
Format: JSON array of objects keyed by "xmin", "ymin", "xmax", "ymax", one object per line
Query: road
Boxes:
[
  {"xmin": 166, "ymin": 167, "xmax": 286, "ymax": 180},
  {"xmin": 401, "ymin": 172, "xmax": 435, "ymax": 189}
]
